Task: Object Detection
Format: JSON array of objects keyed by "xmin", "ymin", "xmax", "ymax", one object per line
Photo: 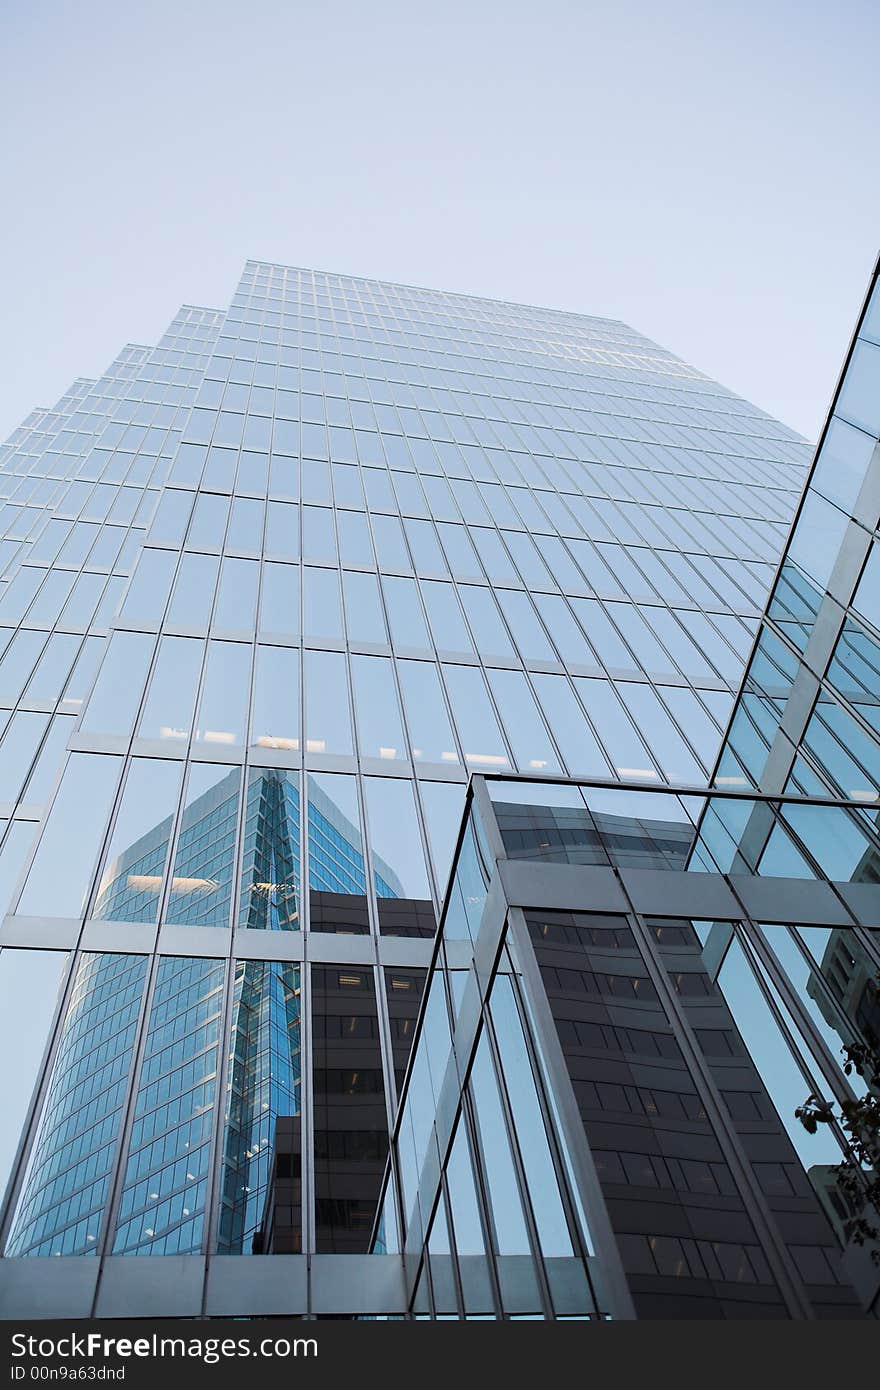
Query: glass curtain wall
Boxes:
[{"xmin": 0, "ymin": 259, "xmax": 820, "ymax": 1311}]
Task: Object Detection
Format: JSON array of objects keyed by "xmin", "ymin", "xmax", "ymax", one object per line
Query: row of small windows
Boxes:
[
  {"xmin": 2, "ymin": 437, "xmax": 796, "ymax": 537},
  {"xmin": 555, "ymin": 1016, "xmax": 682, "ymax": 1060},
  {"xmin": 189, "ymin": 377, "xmax": 805, "ymax": 467},
  {"xmin": 226, "ymin": 284, "xmax": 808, "ymax": 427},
  {"xmin": 618, "ymin": 1233, "xmax": 775, "ymax": 1285},
  {"xmin": 593, "ymin": 1149, "xmax": 740, "ymax": 1197},
  {"xmin": 201, "ymin": 336, "xmax": 797, "ymax": 430},
  {"xmin": 191, "ymin": 376, "xmax": 798, "ymax": 454}
]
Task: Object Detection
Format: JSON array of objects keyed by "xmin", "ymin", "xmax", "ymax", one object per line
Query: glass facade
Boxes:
[
  {"xmin": 384, "ymin": 776, "xmax": 877, "ymax": 1318},
  {"xmin": 0, "ymin": 257, "xmax": 876, "ymax": 1320},
  {"xmin": 716, "ymin": 274, "xmax": 880, "ymax": 810}
]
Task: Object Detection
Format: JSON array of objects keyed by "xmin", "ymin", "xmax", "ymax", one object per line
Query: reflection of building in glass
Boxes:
[
  {"xmin": 808, "ymin": 930, "xmax": 880, "ymax": 1055},
  {"xmin": 7, "ymin": 951, "xmax": 300, "ymax": 1260},
  {"xmin": 6, "ymin": 953, "xmax": 150, "ymax": 1257},
  {"xmin": 382, "ymin": 777, "xmax": 878, "ymax": 1319},
  {"xmin": 307, "ymin": 775, "xmax": 403, "ymax": 901},
  {"xmin": 493, "ymin": 799, "xmax": 697, "ymax": 870},
  {"xmin": 312, "ymin": 966, "xmax": 389, "ymax": 1254},
  {"xmin": 93, "ymin": 810, "xmax": 179, "ymax": 924},
  {"xmin": 93, "ymin": 771, "xmax": 242, "ymax": 928},
  {"xmin": 252, "ymin": 1115, "xmax": 302, "ymax": 1254},
  {"xmin": 238, "ymin": 770, "xmax": 301, "ymax": 931},
  {"xmin": 217, "ymin": 960, "xmax": 301, "ymax": 1254},
  {"xmin": 8, "ymin": 770, "xmax": 401, "ymax": 1258},
  {"xmin": 111, "ymin": 956, "xmax": 225, "ymax": 1255},
  {"xmin": 95, "ymin": 767, "xmax": 405, "ymax": 933},
  {"xmin": 849, "ymin": 833, "xmax": 880, "ymax": 886},
  {"xmin": 528, "ymin": 903, "xmax": 858, "ymax": 1318},
  {"xmin": 253, "ymin": 963, "xmax": 401, "ymax": 1258}
]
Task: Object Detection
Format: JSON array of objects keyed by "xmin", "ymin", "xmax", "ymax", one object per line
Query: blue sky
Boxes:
[{"xmin": 1, "ymin": 0, "xmax": 877, "ymax": 441}]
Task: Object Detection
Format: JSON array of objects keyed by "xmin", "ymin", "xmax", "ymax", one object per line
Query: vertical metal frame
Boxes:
[{"xmin": 479, "ymin": 977, "xmax": 568, "ymax": 1319}]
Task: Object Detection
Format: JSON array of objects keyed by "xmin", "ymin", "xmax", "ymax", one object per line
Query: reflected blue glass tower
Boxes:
[{"xmin": 5, "ymin": 769, "xmax": 400, "ymax": 1258}]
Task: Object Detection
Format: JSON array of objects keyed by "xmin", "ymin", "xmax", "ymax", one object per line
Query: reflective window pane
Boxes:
[
  {"xmin": 302, "ymin": 505, "xmax": 337, "ymax": 564},
  {"xmin": 418, "ymin": 781, "xmax": 467, "ymax": 896},
  {"xmin": 188, "ymin": 492, "xmax": 230, "ymax": 549},
  {"xmin": 195, "ymin": 641, "xmax": 251, "ymax": 746},
  {"xmin": 445, "ymin": 1117, "xmax": 487, "ymax": 1265},
  {"xmin": 489, "ymin": 973, "xmax": 572, "ymax": 1257},
  {"xmin": 364, "ymin": 776, "xmax": 434, "ymax": 937},
  {"xmin": 351, "ymin": 655, "xmax": 406, "ymax": 761},
  {"xmin": 217, "ymin": 959, "xmax": 302, "ymax": 1251},
  {"xmin": 421, "ymin": 580, "xmax": 474, "ymax": 654},
  {"xmin": 343, "ymin": 570, "xmax": 387, "ymax": 644},
  {"xmin": 18, "ymin": 754, "xmax": 122, "ymax": 918},
  {"xmin": 250, "ymin": 644, "xmax": 299, "ymax": 752},
  {"xmin": 113, "ymin": 956, "xmax": 225, "ymax": 1253},
  {"xmin": 487, "ymin": 668, "xmax": 561, "ymax": 774},
  {"xmin": 0, "ymin": 948, "xmax": 69, "ymax": 1207},
  {"xmin": 304, "ymin": 566, "xmax": 343, "ymax": 640},
  {"xmin": 459, "ymin": 586, "xmax": 515, "ymax": 661},
  {"xmin": 265, "ymin": 500, "xmax": 300, "ymax": 559},
  {"xmin": 0, "ymin": 712, "xmax": 49, "ymax": 805},
  {"xmin": 81, "ymin": 631, "xmax": 154, "ymax": 736},
  {"xmin": 119, "ymin": 548, "xmax": 177, "ymax": 626},
  {"xmin": 260, "ymin": 561, "xmax": 300, "ymax": 636},
  {"xmin": 304, "ymin": 650, "xmax": 353, "ymax": 755},
  {"xmin": 166, "ymin": 765, "xmax": 241, "ymax": 927},
  {"xmin": 238, "ymin": 770, "xmax": 301, "ymax": 931},
  {"xmin": 167, "ymin": 552, "xmax": 219, "ymax": 628},
  {"xmin": 307, "ymin": 771, "xmax": 369, "ymax": 934},
  {"xmin": 398, "ymin": 659, "xmax": 459, "ymax": 765},
  {"xmin": 0, "ymin": 822, "xmax": 39, "ymax": 917},
  {"xmin": 138, "ymin": 636, "xmax": 203, "ymax": 743},
  {"xmin": 214, "ymin": 557, "xmax": 259, "ymax": 630},
  {"xmin": 382, "ymin": 575, "xmax": 430, "ymax": 649},
  {"xmin": 442, "ymin": 665, "xmax": 510, "ymax": 769},
  {"xmin": 312, "ymin": 964, "xmax": 387, "ymax": 1251},
  {"xmin": 91, "ymin": 759, "xmax": 183, "ymax": 923},
  {"xmin": 6, "ymin": 952, "xmax": 148, "ymax": 1256},
  {"xmin": 469, "ymin": 1031, "xmax": 532, "ymax": 1256},
  {"xmin": 574, "ymin": 677, "xmax": 658, "ymax": 779}
]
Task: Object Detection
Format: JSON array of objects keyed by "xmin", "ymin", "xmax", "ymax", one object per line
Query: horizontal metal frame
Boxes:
[
  {"xmin": 0, "ymin": 1254, "xmax": 407, "ymax": 1321},
  {"xmin": 480, "ymin": 767, "xmax": 880, "ymax": 810}
]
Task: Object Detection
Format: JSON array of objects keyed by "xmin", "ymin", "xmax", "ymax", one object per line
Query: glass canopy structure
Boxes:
[{"xmin": 0, "ymin": 258, "xmax": 876, "ymax": 1319}]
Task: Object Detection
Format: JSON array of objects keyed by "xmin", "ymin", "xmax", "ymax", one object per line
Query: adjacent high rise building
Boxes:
[{"xmin": 0, "ymin": 259, "xmax": 876, "ymax": 1320}]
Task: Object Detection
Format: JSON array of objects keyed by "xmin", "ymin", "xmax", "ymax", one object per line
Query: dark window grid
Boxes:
[
  {"xmin": 621, "ymin": 1233, "xmax": 775, "ymax": 1285},
  {"xmin": 540, "ymin": 965, "xmax": 660, "ymax": 1002},
  {"xmin": 571, "ymin": 1078, "xmax": 708, "ymax": 1122}
]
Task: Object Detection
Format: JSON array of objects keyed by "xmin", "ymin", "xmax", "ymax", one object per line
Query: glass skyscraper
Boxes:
[{"xmin": 0, "ymin": 259, "xmax": 876, "ymax": 1320}]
